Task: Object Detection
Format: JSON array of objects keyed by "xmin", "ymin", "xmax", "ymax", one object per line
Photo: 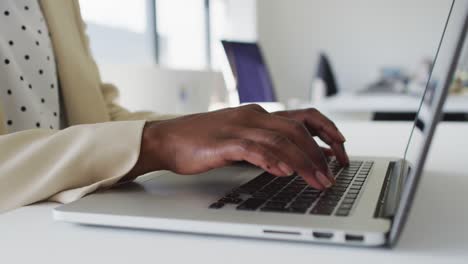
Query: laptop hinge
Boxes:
[{"xmin": 374, "ymin": 160, "xmax": 406, "ymax": 219}]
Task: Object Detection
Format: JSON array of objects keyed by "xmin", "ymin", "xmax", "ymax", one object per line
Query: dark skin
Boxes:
[{"xmin": 124, "ymin": 104, "xmax": 349, "ymax": 190}]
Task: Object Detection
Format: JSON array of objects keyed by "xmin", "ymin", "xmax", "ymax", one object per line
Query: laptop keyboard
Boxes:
[{"xmin": 209, "ymin": 159, "xmax": 374, "ymax": 217}]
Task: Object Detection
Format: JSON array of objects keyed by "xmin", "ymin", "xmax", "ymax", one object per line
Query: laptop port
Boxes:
[
  {"xmin": 263, "ymin": 230, "xmax": 300, "ymax": 236},
  {"xmin": 312, "ymin": 231, "xmax": 334, "ymax": 239},
  {"xmin": 345, "ymin": 234, "xmax": 364, "ymax": 242}
]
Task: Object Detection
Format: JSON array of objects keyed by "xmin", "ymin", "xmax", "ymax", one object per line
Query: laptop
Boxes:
[{"xmin": 54, "ymin": 1, "xmax": 468, "ymax": 247}]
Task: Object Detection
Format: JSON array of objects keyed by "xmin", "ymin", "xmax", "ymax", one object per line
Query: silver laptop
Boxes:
[{"xmin": 54, "ymin": 1, "xmax": 468, "ymax": 248}]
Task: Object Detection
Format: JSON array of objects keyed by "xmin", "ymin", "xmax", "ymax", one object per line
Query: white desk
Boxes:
[
  {"xmin": 304, "ymin": 94, "xmax": 468, "ymax": 121},
  {"xmin": 1, "ymin": 122, "xmax": 467, "ymax": 264}
]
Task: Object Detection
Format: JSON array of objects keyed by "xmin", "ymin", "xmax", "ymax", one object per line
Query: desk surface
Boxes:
[
  {"xmin": 1, "ymin": 122, "xmax": 467, "ymax": 264},
  {"xmin": 311, "ymin": 93, "xmax": 468, "ymax": 113}
]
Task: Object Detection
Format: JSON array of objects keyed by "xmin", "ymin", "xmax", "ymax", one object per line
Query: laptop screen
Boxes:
[
  {"xmin": 403, "ymin": 0, "xmax": 466, "ymax": 165},
  {"xmin": 390, "ymin": 0, "xmax": 468, "ymax": 245}
]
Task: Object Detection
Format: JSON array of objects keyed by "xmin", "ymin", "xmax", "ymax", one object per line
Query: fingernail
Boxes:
[
  {"xmin": 279, "ymin": 162, "xmax": 294, "ymax": 176},
  {"xmin": 316, "ymin": 171, "xmax": 333, "ymax": 188}
]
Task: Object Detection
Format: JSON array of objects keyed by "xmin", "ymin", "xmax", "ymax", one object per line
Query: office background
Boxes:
[
  {"xmin": 258, "ymin": 0, "xmax": 452, "ymax": 102},
  {"xmin": 2, "ymin": 2, "xmax": 468, "ymax": 261},
  {"xmin": 77, "ymin": 0, "xmax": 462, "ymax": 115}
]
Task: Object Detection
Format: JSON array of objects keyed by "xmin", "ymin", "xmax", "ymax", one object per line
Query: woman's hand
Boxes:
[{"xmin": 125, "ymin": 105, "xmax": 348, "ymax": 190}]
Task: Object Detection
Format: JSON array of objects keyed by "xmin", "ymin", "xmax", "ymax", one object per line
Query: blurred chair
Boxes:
[
  {"xmin": 221, "ymin": 40, "xmax": 277, "ymax": 103},
  {"xmin": 315, "ymin": 52, "xmax": 339, "ymax": 97}
]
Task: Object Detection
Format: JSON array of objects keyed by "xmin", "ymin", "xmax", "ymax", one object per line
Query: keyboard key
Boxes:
[
  {"xmin": 339, "ymin": 203, "xmax": 353, "ymax": 210},
  {"xmin": 225, "ymin": 193, "xmax": 240, "ymax": 198},
  {"xmin": 289, "ymin": 201, "xmax": 312, "ymax": 211},
  {"xmin": 327, "ymin": 190, "xmax": 345, "ymax": 196},
  {"xmin": 317, "ymin": 199, "xmax": 339, "ymax": 207},
  {"xmin": 352, "ymin": 181, "xmax": 364, "ymax": 186},
  {"xmin": 219, "ymin": 197, "xmax": 243, "ymax": 204},
  {"xmin": 209, "ymin": 202, "xmax": 225, "ymax": 209},
  {"xmin": 338, "ymin": 180, "xmax": 354, "ymax": 184},
  {"xmin": 261, "ymin": 202, "xmax": 287, "ymax": 212},
  {"xmin": 271, "ymin": 196, "xmax": 293, "ymax": 203},
  {"xmin": 275, "ymin": 193, "xmax": 297, "ymax": 199},
  {"xmin": 311, "ymin": 206, "xmax": 334, "ymax": 215},
  {"xmin": 264, "ymin": 201, "xmax": 287, "ymax": 208},
  {"xmin": 237, "ymin": 198, "xmax": 266, "ymax": 211},
  {"xmin": 297, "ymin": 192, "xmax": 320, "ymax": 198},
  {"xmin": 335, "ymin": 184, "xmax": 350, "ymax": 189},
  {"xmin": 321, "ymin": 195, "xmax": 342, "ymax": 202},
  {"xmin": 342, "ymin": 198, "xmax": 355, "ymax": 204},
  {"xmin": 295, "ymin": 197, "xmax": 319, "ymax": 204},
  {"xmin": 236, "ymin": 173, "xmax": 275, "ymax": 194},
  {"xmin": 296, "ymin": 192, "xmax": 319, "ymax": 198},
  {"xmin": 287, "ymin": 206, "xmax": 308, "ymax": 214},
  {"xmin": 302, "ymin": 189, "xmax": 321, "ymax": 195},
  {"xmin": 345, "ymin": 193, "xmax": 358, "ymax": 199},
  {"xmin": 282, "ymin": 187, "xmax": 304, "ymax": 193},
  {"xmin": 347, "ymin": 189, "xmax": 359, "ymax": 194},
  {"xmin": 335, "ymin": 209, "xmax": 350, "ymax": 216},
  {"xmin": 331, "ymin": 187, "xmax": 347, "ymax": 192},
  {"xmin": 252, "ymin": 192, "xmax": 271, "ymax": 199},
  {"xmin": 261, "ymin": 207, "xmax": 288, "ymax": 213}
]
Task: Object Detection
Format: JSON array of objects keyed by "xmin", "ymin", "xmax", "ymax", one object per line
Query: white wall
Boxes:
[
  {"xmin": 223, "ymin": 0, "xmax": 257, "ymax": 41},
  {"xmin": 258, "ymin": 0, "xmax": 453, "ymax": 103}
]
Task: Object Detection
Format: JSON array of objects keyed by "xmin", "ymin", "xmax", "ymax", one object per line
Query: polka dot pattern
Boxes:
[{"xmin": 0, "ymin": 0, "xmax": 61, "ymax": 132}]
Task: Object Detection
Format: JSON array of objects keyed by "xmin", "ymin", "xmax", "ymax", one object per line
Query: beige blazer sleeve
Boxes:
[
  {"xmin": 0, "ymin": 121, "xmax": 146, "ymax": 213},
  {"xmin": 0, "ymin": 1, "xmax": 177, "ymax": 213}
]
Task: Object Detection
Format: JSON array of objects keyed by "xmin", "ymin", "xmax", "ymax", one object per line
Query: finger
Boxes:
[
  {"xmin": 217, "ymin": 138, "xmax": 298, "ymax": 178},
  {"xmin": 276, "ymin": 109, "xmax": 349, "ymax": 166},
  {"xmin": 320, "ymin": 147, "xmax": 335, "ymax": 157},
  {"xmin": 329, "ymin": 142, "xmax": 349, "ymax": 166},
  {"xmin": 303, "ymin": 108, "xmax": 346, "ymax": 142},
  {"xmin": 231, "ymin": 128, "xmax": 332, "ymax": 189},
  {"xmin": 239, "ymin": 103, "xmax": 269, "ymax": 113},
  {"xmin": 313, "ymin": 129, "xmax": 349, "ymax": 166},
  {"xmin": 304, "ymin": 113, "xmax": 349, "ymax": 166},
  {"xmin": 243, "ymin": 111, "xmax": 334, "ymax": 181}
]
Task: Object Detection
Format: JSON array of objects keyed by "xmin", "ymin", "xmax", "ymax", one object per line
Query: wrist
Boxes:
[{"xmin": 121, "ymin": 121, "xmax": 167, "ymax": 182}]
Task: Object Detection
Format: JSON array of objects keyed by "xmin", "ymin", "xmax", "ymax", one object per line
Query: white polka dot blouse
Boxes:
[{"xmin": 0, "ymin": 0, "xmax": 61, "ymax": 133}]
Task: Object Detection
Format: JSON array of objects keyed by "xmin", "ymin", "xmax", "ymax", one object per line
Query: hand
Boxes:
[{"xmin": 124, "ymin": 105, "xmax": 349, "ymax": 190}]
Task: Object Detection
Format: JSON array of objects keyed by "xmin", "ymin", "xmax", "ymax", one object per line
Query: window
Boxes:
[
  {"xmin": 79, "ymin": 0, "xmax": 257, "ymax": 70},
  {"xmin": 209, "ymin": 0, "xmax": 257, "ymax": 69},
  {"xmin": 155, "ymin": 0, "xmax": 209, "ymax": 70},
  {"xmin": 79, "ymin": 0, "xmax": 156, "ymax": 65}
]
